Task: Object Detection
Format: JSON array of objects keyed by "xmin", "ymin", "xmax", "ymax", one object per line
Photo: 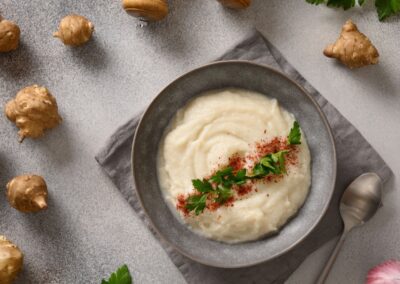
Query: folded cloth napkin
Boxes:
[{"xmin": 95, "ymin": 30, "xmax": 392, "ymax": 284}]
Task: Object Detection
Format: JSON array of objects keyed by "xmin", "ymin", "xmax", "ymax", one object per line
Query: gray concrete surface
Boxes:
[{"xmin": 0, "ymin": 0, "xmax": 398, "ymax": 283}]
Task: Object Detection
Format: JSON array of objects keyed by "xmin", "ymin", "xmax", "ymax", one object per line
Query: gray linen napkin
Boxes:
[{"xmin": 95, "ymin": 30, "xmax": 392, "ymax": 284}]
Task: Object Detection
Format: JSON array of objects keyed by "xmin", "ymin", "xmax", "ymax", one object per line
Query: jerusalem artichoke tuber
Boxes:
[
  {"xmin": 217, "ymin": 0, "xmax": 251, "ymax": 9},
  {"xmin": 6, "ymin": 175, "xmax": 49, "ymax": 213},
  {"xmin": 5, "ymin": 85, "xmax": 62, "ymax": 142},
  {"xmin": 0, "ymin": 16, "xmax": 20, "ymax": 52},
  {"xmin": 0, "ymin": 236, "xmax": 23, "ymax": 284},
  {"xmin": 324, "ymin": 20, "xmax": 379, "ymax": 69},
  {"xmin": 122, "ymin": 0, "xmax": 169, "ymax": 21},
  {"xmin": 53, "ymin": 14, "xmax": 94, "ymax": 46}
]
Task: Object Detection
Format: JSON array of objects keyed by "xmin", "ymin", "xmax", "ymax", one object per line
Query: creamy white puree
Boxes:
[{"xmin": 157, "ymin": 89, "xmax": 311, "ymax": 243}]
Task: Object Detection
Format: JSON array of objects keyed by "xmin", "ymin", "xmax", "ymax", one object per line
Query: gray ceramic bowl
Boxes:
[{"xmin": 132, "ymin": 61, "xmax": 336, "ymax": 268}]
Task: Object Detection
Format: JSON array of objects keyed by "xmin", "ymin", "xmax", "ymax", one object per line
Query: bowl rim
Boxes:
[{"xmin": 132, "ymin": 60, "xmax": 337, "ymax": 268}]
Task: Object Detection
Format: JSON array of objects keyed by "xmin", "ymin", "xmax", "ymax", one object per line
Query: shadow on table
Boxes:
[
  {"xmin": 134, "ymin": 0, "xmax": 201, "ymax": 57},
  {"xmin": 20, "ymin": 120, "xmax": 76, "ymax": 169},
  {"xmin": 341, "ymin": 63, "xmax": 398, "ymax": 98},
  {"xmin": 65, "ymin": 37, "xmax": 109, "ymax": 71},
  {"xmin": 14, "ymin": 194, "xmax": 91, "ymax": 284},
  {"xmin": 0, "ymin": 41, "xmax": 39, "ymax": 82}
]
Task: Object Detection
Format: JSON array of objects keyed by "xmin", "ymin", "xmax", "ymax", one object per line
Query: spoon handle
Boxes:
[{"xmin": 315, "ymin": 231, "xmax": 348, "ymax": 284}]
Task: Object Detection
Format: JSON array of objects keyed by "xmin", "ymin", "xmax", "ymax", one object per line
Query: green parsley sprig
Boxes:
[
  {"xmin": 251, "ymin": 150, "xmax": 289, "ymax": 178},
  {"xmin": 306, "ymin": 0, "xmax": 400, "ymax": 21},
  {"xmin": 102, "ymin": 264, "xmax": 132, "ymax": 284},
  {"xmin": 187, "ymin": 167, "xmax": 244, "ymax": 215},
  {"xmin": 287, "ymin": 121, "xmax": 301, "ymax": 145},
  {"xmin": 185, "ymin": 121, "xmax": 301, "ymax": 215}
]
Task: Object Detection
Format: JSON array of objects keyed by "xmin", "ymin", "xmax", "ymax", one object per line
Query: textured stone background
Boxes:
[{"xmin": 0, "ymin": 1, "xmax": 398, "ymax": 283}]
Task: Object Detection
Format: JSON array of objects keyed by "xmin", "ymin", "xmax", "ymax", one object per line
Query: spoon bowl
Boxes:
[
  {"xmin": 316, "ymin": 172, "xmax": 383, "ymax": 284},
  {"xmin": 340, "ymin": 173, "xmax": 383, "ymax": 230}
]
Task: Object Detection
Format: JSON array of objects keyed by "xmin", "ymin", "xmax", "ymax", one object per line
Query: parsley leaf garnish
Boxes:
[
  {"xmin": 327, "ymin": 0, "xmax": 357, "ymax": 10},
  {"xmin": 271, "ymin": 150, "xmax": 290, "ymax": 174},
  {"xmin": 186, "ymin": 168, "xmax": 237, "ymax": 215},
  {"xmin": 306, "ymin": 0, "xmax": 326, "ymax": 4},
  {"xmin": 375, "ymin": 0, "xmax": 400, "ymax": 20},
  {"xmin": 102, "ymin": 265, "xmax": 132, "ymax": 284},
  {"xmin": 251, "ymin": 163, "xmax": 269, "ymax": 177},
  {"xmin": 186, "ymin": 151, "xmax": 288, "ymax": 215},
  {"xmin": 185, "ymin": 122, "xmax": 302, "ymax": 215},
  {"xmin": 306, "ymin": 0, "xmax": 400, "ymax": 20},
  {"xmin": 209, "ymin": 167, "xmax": 233, "ymax": 184},
  {"xmin": 215, "ymin": 184, "xmax": 233, "ymax": 204},
  {"xmin": 192, "ymin": 179, "xmax": 213, "ymax": 193},
  {"xmin": 287, "ymin": 121, "xmax": 301, "ymax": 145},
  {"xmin": 306, "ymin": 0, "xmax": 358, "ymax": 10},
  {"xmin": 254, "ymin": 150, "xmax": 289, "ymax": 177},
  {"xmin": 186, "ymin": 194, "xmax": 207, "ymax": 215},
  {"xmin": 234, "ymin": 169, "xmax": 247, "ymax": 185}
]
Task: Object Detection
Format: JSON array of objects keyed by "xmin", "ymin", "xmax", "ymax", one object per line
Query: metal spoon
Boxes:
[{"xmin": 316, "ymin": 173, "xmax": 383, "ymax": 284}]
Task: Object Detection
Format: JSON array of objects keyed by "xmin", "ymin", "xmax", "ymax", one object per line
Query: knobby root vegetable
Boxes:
[
  {"xmin": 0, "ymin": 16, "xmax": 20, "ymax": 52},
  {"xmin": 324, "ymin": 20, "xmax": 379, "ymax": 69},
  {"xmin": 0, "ymin": 236, "xmax": 23, "ymax": 284},
  {"xmin": 122, "ymin": 0, "xmax": 169, "ymax": 21},
  {"xmin": 217, "ymin": 0, "xmax": 251, "ymax": 9},
  {"xmin": 5, "ymin": 85, "xmax": 62, "ymax": 142},
  {"xmin": 6, "ymin": 175, "xmax": 48, "ymax": 213},
  {"xmin": 53, "ymin": 14, "xmax": 94, "ymax": 46}
]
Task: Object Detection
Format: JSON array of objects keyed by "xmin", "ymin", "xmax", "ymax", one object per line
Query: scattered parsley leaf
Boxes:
[
  {"xmin": 209, "ymin": 167, "xmax": 233, "ymax": 184},
  {"xmin": 101, "ymin": 265, "xmax": 132, "ymax": 284},
  {"xmin": 234, "ymin": 169, "xmax": 247, "ymax": 185},
  {"xmin": 327, "ymin": 0, "xmax": 356, "ymax": 10},
  {"xmin": 251, "ymin": 163, "xmax": 269, "ymax": 177},
  {"xmin": 272, "ymin": 150, "xmax": 289, "ymax": 174},
  {"xmin": 306, "ymin": 0, "xmax": 325, "ymax": 4},
  {"xmin": 260, "ymin": 156, "xmax": 276, "ymax": 171},
  {"xmin": 192, "ymin": 179, "xmax": 213, "ymax": 193},
  {"xmin": 256, "ymin": 150, "xmax": 289, "ymax": 176},
  {"xmin": 305, "ymin": 0, "xmax": 400, "ymax": 20},
  {"xmin": 306, "ymin": 0, "xmax": 357, "ymax": 9},
  {"xmin": 375, "ymin": 0, "xmax": 400, "ymax": 20},
  {"xmin": 287, "ymin": 121, "xmax": 301, "ymax": 145},
  {"xmin": 187, "ymin": 167, "xmax": 239, "ymax": 214},
  {"xmin": 186, "ymin": 194, "xmax": 207, "ymax": 215},
  {"xmin": 219, "ymin": 167, "xmax": 234, "ymax": 175},
  {"xmin": 215, "ymin": 184, "xmax": 233, "ymax": 203}
]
